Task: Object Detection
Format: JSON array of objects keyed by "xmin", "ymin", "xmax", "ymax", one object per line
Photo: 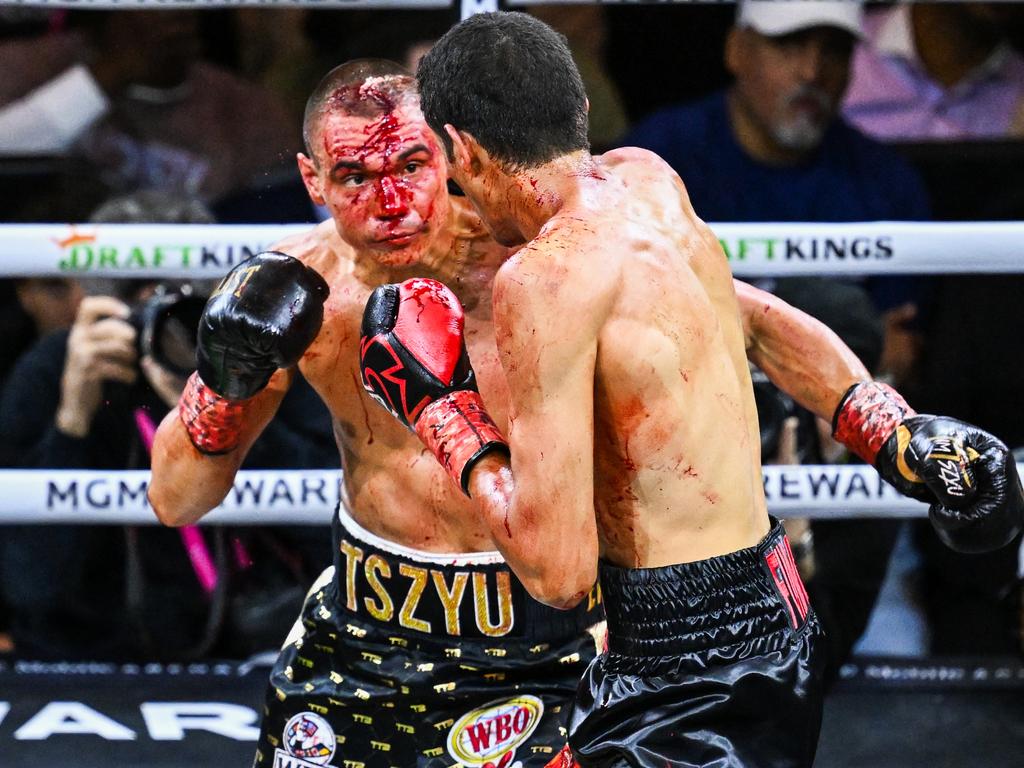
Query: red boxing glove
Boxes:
[{"xmin": 359, "ymin": 278, "xmax": 509, "ymax": 494}]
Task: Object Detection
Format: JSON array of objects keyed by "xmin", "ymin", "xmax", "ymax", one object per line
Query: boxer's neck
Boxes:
[{"xmin": 502, "ymin": 149, "xmax": 600, "ymax": 241}]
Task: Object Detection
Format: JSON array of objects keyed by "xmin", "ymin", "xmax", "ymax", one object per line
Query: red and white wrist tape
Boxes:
[
  {"xmin": 178, "ymin": 372, "xmax": 250, "ymax": 455},
  {"xmin": 414, "ymin": 390, "xmax": 509, "ymax": 494},
  {"xmin": 832, "ymin": 381, "xmax": 916, "ymax": 466}
]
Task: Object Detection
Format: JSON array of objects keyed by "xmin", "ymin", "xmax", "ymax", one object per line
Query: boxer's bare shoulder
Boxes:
[{"xmin": 270, "ymin": 220, "xmax": 355, "ymax": 284}]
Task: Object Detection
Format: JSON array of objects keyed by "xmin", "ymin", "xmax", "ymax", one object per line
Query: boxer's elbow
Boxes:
[
  {"xmin": 149, "ymin": 492, "xmax": 189, "ymax": 528},
  {"xmin": 148, "ymin": 484, "xmax": 209, "ymax": 528},
  {"xmin": 522, "ymin": 562, "xmax": 597, "ymax": 611}
]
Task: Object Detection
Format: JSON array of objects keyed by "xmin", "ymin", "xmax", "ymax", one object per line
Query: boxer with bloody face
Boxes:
[{"xmin": 298, "ymin": 76, "xmax": 450, "ymax": 265}]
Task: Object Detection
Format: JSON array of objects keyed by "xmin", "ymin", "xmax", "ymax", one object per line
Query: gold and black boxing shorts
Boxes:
[{"xmin": 254, "ymin": 503, "xmax": 605, "ymax": 768}]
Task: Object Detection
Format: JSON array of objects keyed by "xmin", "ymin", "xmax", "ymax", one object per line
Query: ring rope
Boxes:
[
  {"xmin": 0, "ymin": 465, "xmax": 973, "ymax": 524},
  {"xmin": 2, "ymin": 221, "xmax": 1022, "ymax": 278}
]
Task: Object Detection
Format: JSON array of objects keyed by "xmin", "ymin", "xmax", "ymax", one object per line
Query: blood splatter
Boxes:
[{"xmin": 351, "ymin": 371, "xmax": 375, "ymax": 445}]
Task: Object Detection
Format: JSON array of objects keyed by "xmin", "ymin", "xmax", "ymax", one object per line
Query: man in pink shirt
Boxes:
[{"xmin": 844, "ymin": 2, "xmax": 1024, "ymax": 139}]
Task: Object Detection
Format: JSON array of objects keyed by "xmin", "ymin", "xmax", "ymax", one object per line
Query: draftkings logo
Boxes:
[
  {"xmin": 718, "ymin": 235, "xmax": 894, "ymax": 263},
  {"xmin": 51, "ymin": 224, "xmax": 267, "ymax": 272}
]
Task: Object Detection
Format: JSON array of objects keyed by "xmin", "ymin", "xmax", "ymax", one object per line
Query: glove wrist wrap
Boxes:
[
  {"xmin": 833, "ymin": 381, "xmax": 916, "ymax": 465},
  {"xmin": 414, "ymin": 390, "xmax": 510, "ymax": 495},
  {"xmin": 178, "ymin": 372, "xmax": 251, "ymax": 455}
]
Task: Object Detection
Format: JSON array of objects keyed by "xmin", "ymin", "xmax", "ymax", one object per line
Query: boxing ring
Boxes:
[
  {"xmin": 3, "ymin": 219, "xmax": 1024, "ymax": 766},
  {"xmin": 6, "ymin": 0, "xmax": 1024, "ymax": 761}
]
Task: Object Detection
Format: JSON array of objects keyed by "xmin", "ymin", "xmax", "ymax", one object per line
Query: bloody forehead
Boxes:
[
  {"xmin": 325, "ymin": 81, "xmax": 401, "ymax": 116},
  {"xmin": 321, "ymin": 101, "xmax": 435, "ymax": 168}
]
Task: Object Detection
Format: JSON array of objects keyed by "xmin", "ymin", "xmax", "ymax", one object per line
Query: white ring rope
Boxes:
[
  {"xmin": 0, "ymin": 465, "xmax": 983, "ymax": 524},
  {"xmin": 2, "ymin": 221, "xmax": 1023, "ymax": 278}
]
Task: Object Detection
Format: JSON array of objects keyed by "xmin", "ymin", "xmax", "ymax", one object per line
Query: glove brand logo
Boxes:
[
  {"xmin": 360, "ymin": 335, "xmax": 430, "ymax": 425},
  {"xmin": 719, "ymin": 236, "xmax": 894, "ymax": 263},
  {"xmin": 920, "ymin": 436, "xmax": 973, "ymax": 499},
  {"xmin": 274, "ymin": 712, "xmax": 337, "ymax": 768},
  {"xmin": 446, "ymin": 695, "xmax": 543, "ymax": 768},
  {"xmin": 210, "ymin": 264, "xmax": 261, "ymax": 300}
]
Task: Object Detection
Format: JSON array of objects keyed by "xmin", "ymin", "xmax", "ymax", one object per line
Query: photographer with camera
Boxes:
[
  {"xmin": 0, "ymin": 192, "xmax": 337, "ymax": 660},
  {"xmin": 0, "ymin": 272, "xmax": 212, "ymax": 659}
]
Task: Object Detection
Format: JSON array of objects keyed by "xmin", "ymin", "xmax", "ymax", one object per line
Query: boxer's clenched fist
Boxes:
[
  {"xmin": 360, "ymin": 278, "xmax": 508, "ymax": 494},
  {"xmin": 179, "ymin": 252, "xmax": 328, "ymax": 454},
  {"xmin": 834, "ymin": 381, "xmax": 1024, "ymax": 553}
]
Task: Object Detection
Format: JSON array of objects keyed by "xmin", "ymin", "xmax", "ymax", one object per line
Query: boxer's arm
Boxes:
[
  {"xmin": 149, "ymin": 368, "xmax": 293, "ymax": 526},
  {"xmin": 466, "ymin": 258, "xmax": 601, "ymax": 610},
  {"xmin": 735, "ymin": 279, "xmax": 869, "ymax": 421}
]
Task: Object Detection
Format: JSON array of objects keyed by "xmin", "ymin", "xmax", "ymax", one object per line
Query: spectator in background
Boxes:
[
  {"xmin": 0, "ymin": 278, "xmax": 82, "ymax": 390},
  {"xmin": 845, "ymin": 2, "xmax": 1024, "ymax": 140},
  {"xmin": 0, "ymin": 11, "xmax": 297, "ymax": 203},
  {"xmin": 844, "ymin": 2, "xmax": 1024, "ymax": 656},
  {"xmin": 0, "ymin": 191, "xmax": 335, "ymax": 661},
  {"xmin": 622, "ymin": 0, "xmax": 928, "ymax": 225}
]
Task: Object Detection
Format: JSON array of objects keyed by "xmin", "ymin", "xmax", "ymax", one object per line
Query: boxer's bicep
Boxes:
[
  {"xmin": 740, "ymin": 283, "xmax": 867, "ymax": 420},
  {"xmin": 149, "ymin": 367, "xmax": 294, "ymax": 526},
  {"xmin": 732, "ymin": 279, "xmax": 760, "ymax": 352}
]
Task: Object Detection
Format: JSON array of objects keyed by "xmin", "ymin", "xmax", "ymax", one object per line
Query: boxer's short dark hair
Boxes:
[{"xmin": 417, "ymin": 11, "xmax": 589, "ymax": 169}]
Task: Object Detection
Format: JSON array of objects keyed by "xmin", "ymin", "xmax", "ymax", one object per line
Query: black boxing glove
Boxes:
[
  {"xmin": 833, "ymin": 381, "xmax": 1024, "ymax": 553},
  {"xmin": 359, "ymin": 278, "xmax": 508, "ymax": 494},
  {"xmin": 179, "ymin": 252, "xmax": 328, "ymax": 454}
]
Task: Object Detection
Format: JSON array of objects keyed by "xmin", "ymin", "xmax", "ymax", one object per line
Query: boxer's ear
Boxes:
[
  {"xmin": 445, "ymin": 125, "xmax": 484, "ymax": 176},
  {"xmin": 724, "ymin": 27, "xmax": 745, "ymax": 78},
  {"xmin": 297, "ymin": 152, "xmax": 325, "ymax": 206}
]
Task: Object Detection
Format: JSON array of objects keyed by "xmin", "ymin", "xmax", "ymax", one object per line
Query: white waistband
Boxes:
[{"xmin": 337, "ymin": 498, "xmax": 506, "ymax": 567}]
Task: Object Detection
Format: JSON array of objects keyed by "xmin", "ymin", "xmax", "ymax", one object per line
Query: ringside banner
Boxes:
[{"xmin": 3, "ymin": 222, "xmax": 1022, "ymax": 278}]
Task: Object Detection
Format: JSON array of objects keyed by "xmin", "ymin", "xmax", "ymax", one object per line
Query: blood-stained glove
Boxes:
[
  {"xmin": 833, "ymin": 381, "xmax": 1024, "ymax": 553},
  {"xmin": 359, "ymin": 277, "xmax": 508, "ymax": 494},
  {"xmin": 179, "ymin": 251, "xmax": 328, "ymax": 454}
]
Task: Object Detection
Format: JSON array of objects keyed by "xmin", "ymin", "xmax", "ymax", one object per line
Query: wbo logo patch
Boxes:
[
  {"xmin": 273, "ymin": 711, "xmax": 337, "ymax": 768},
  {"xmin": 447, "ymin": 695, "xmax": 544, "ymax": 768}
]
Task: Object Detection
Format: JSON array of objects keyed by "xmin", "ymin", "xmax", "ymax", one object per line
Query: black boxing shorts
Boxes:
[
  {"xmin": 253, "ymin": 503, "xmax": 605, "ymax": 768},
  {"xmin": 564, "ymin": 517, "xmax": 824, "ymax": 768}
]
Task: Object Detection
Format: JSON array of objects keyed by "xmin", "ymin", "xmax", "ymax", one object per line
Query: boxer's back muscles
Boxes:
[{"xmin": 493, "ymin": 147, "xmax": 769, "ymax": 570}]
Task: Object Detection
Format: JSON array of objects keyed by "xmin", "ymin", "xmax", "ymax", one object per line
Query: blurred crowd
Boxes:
[{"xmin": 0, "ymin": 1, "xmax": 1023, "ymax": 678}]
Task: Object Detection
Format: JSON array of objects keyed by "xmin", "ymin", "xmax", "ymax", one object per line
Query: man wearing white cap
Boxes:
[{"xmin": 623, "ymin": 0, "xmax": 929, "ymax": 223}]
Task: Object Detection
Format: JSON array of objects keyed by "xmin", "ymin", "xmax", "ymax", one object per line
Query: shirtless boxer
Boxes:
[
  {"xmin": 354, "ymin": 13, "xmax": 1024, "ymax": 768},
  {"xmin": 149, "ymin": 59, "xmax": 604, "ymax": 768}
]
